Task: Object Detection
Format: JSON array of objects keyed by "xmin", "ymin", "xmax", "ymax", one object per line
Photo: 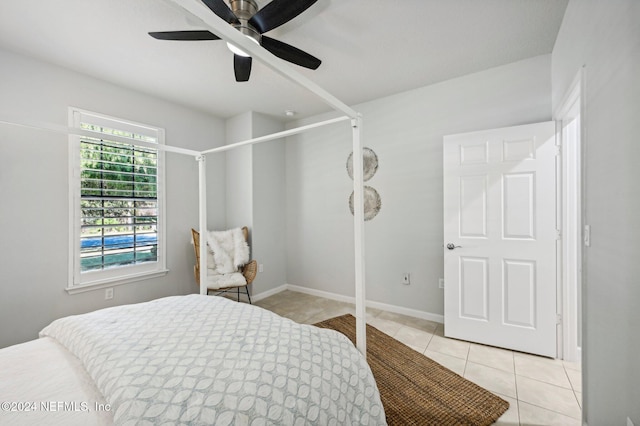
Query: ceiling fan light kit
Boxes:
[
  {"xmin": 226, "ymin": 38, "xmax": 259, "ymax": 58},
  {"xmin": 149, "ymin": 0, "xmax": 321, "ymax": 82},
  {"xmin": 227, "ymin": 0, "xmax": 261, "ymax": 57}
]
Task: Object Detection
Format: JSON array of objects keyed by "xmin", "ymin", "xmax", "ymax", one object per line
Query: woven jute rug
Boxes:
[{"xmin": 314, "ymin": 314, "xmax": 509, "ymax": 426}]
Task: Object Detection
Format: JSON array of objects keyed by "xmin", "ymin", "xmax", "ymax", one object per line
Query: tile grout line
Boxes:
[
  {"xmin": 563, "ymin": 364, "xmax": 583, "ymax": 409},
  {"xmin": 510, "ymin": 350, "xmax": 522, "ymax": 426},
  {"xmin": 518, "ymin": 399, "xmax": 583, "ymax": 421},
  {"xmin": 514, "ymin": 374, "xmax": 583, "ymax": 421},
  {"xmin": 461, "ymin": 344, "xmax": 470, "ymax": 377}
]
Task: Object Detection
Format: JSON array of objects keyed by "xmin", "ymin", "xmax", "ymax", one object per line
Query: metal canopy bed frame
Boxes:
[
  {"xmin": 180, "ymin": 0, "xmax": 368, "ymax": 354},
  {"xmin": 0, "ymin": 0, "xmax": 368, "ymax": 355}
]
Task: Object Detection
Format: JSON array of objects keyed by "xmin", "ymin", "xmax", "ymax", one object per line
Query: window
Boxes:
[{"xmin": 68, "ymin": 108, "xmax": 166, "ymax": 292}]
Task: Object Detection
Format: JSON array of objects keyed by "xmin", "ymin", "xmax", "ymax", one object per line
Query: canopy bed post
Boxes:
[
  {"xmin": 164, "ymin": 0, "xmax": 369, "ymax": 355},
  {"xmin": 351, "ymin": 115, "xmax": 366, "ymax": 354},
  {"xmin": 197, "ymin": 154, "xmax": 208, "ymax": 295}
]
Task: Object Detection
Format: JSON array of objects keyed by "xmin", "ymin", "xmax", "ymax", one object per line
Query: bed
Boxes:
[{"xmin": 0, "ymin": 295, "xmax": 385, "ymax": 425}]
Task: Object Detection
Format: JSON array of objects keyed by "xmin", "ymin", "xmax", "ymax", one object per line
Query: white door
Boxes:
[{"xmin": 443, "ymin": 121, "xmax": 557, "ymax": 357}]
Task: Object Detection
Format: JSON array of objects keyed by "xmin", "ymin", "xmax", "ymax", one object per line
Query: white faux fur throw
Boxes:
[
  {"xmin": 205, "ymin": 228, "xmax": 250, "ymax": 274},
  {"xmin": 206, "ymin": 272, "xmax": 246, "ymax": 290}
]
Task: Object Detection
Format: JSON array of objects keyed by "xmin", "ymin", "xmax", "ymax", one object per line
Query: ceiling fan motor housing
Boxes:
[
  {"xmin": 149, "ymin": 0, "xmax": 321, "ymax": 81},
  {"xmin": 229, "ymin": 0, "xmax": 261, "ymax": 44}
]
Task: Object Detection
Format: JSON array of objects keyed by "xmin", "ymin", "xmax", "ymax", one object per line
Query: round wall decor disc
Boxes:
[
  {"xmin": 349, "ymin": 186, "xmax": 382, "ymax": 221},
  {"xmin": 347, "ymin": 147, "xmax": 378, "ymax": 181}
]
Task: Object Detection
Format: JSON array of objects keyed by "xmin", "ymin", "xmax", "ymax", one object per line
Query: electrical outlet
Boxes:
[
  {"xmin": 258, "ymin": 264, "xmax": 264, "ymax": 273},
  {"xmin": 439, "ymin": 278, "xmax": 445, "ymax": 289},
  {"xmin": 402, "ymin": 273, "xmax": 410, "ymax": 285},
  {"xmin": 105, "ymin": 288, "xmax": 114, "ymax": 300}
]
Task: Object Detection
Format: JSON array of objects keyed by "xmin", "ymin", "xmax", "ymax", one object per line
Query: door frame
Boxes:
[{"xmin": 553, "ymin": 67, "xmax": 586, "ymax": 362}]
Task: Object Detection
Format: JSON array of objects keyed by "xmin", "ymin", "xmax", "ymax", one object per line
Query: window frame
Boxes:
[{"xmin": 67, "ymin": 107, "xmax": 167, "ymax": 294}]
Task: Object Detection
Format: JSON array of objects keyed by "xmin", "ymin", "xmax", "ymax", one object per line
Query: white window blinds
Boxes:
[{"xmin": 79, "ymin": 135, "xmax": 158, "ymax": 271}]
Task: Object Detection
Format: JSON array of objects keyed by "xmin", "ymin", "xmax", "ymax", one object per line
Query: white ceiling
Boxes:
[{"xmin": 0, "ymin": 0, "xmax": 568, "ymax": 121}]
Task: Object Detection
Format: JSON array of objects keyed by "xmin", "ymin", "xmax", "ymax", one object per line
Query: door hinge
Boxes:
[
  {"xmin": 556, "ymin": 313, "xmax": 563, "ymax": 325},
  {"xmin": 556, "ymin": 229, "xmax": 562, "ymax": 240},
  {"xmin": 555, "ymin": 145, "xmax": 562, "ymax": 156}
]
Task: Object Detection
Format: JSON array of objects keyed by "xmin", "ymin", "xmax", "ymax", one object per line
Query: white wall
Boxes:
[
  {"xmin": 224, "ymin": 112, "xmax": 287, "ymax": 296},
  {"xmin": 552, "ymin": 1, "xmax": 640, "ymax": 424},
  {"xmin": 0, "ymin": 48, "xmax": 226, "ymax": 348},
  {"xmin": 251, "ymin": 113, "xmax": 287, "ymax": 295},
  {"xmin": 286, "ymin": 54, "xmax": 552, "ymax": 316},
  {"xmin": 225, "ymin": 112, "xmax": 253, "ymax": 229}
]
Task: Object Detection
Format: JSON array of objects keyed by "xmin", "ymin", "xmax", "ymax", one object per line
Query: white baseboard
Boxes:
[
  {"xmin": 285, "ymin": 284, "xmax": 355, "ymax": 304},
  {"xmin": 281, "ymin": 284, "xmax": 444, "ymax": 324},
  {"xmin": 251, "ymin": 284, "xmax": 288, "ymax": 302},
  {"xmin": 366, "ymin": 299, "xmax": 444, "ymax": 324}
]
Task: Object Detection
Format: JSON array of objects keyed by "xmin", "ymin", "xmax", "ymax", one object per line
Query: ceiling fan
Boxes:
[{"xmin": 149, "ymin": 0, "xmax": 321, "ymax": 82}]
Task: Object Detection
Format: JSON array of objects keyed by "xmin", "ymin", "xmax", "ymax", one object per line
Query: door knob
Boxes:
[{"xmin": 446, "ymin": 243, "xmax": 462, "ymax": 250}]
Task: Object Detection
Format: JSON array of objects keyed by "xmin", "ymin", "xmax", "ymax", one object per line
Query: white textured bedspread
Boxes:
[{"xmin": 40, "ymin": 295, "xmax": 386, "ymax": 425}]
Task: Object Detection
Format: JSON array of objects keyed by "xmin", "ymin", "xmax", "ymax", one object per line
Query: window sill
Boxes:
[{"xmin": 65, "ymin": 269, "xmax": 169, "ymax": 295}]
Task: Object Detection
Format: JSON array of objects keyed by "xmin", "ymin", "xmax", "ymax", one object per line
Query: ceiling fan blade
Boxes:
[
  {"xmin": 148, "ymin": 30, "xmax": 221, "ymax": 41},
  {"xmin": 201, "ymin": 0, "xmax": 238, "ymax": 24},
  {"xmin": 234, "ymin": 55, "xmax": 252, "ymax": 82},
  {"xmin": 249, "ymin": 0, "xmax": 317, "ymax": 34},
  {"xmin": 261, "ymin": 36, "xmax": 321, "ymax": 70}
]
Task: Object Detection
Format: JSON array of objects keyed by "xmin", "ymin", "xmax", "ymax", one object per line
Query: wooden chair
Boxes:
[{"xmin": 191, "ymin": 227, "xmax": 257, "ymax": 303}]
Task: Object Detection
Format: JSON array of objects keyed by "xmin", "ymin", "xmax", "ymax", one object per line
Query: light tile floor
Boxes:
[{"xmin": 253, "ymin": 290, "xmax": 583, "ymax": 426}]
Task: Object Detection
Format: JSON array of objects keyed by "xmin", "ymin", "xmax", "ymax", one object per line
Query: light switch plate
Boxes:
[{"xmin": 584, "ymin": 224, "xmax": 591, "ymax": 246}]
